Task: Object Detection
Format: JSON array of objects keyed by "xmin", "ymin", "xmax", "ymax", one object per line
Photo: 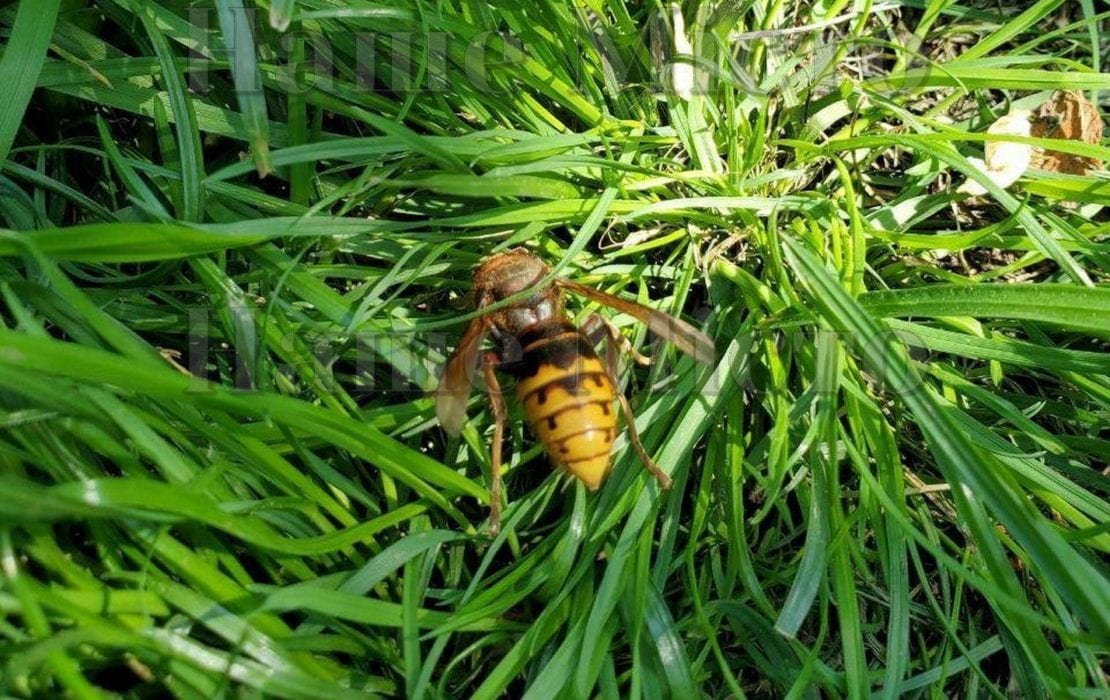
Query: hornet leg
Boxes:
[
  {"xmin": 582, "ymin": 314, "xmax": 673, "ymax": 490},
  {"xmin": 582, "ymin": 313, "xmax": 652, "ymax": 366},
  {"xmin": 482, "ymin": 352, "xmax": 507, "ymax": 534}
]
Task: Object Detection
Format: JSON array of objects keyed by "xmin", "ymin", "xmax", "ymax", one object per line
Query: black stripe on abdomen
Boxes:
[{"xmin": 502, "ymin": 323, "xmax": 598, "ymax": 380}]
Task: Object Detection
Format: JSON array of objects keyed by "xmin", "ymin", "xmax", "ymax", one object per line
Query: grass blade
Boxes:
[{"xmin": 0, "ymin": 0, "xmax": 61, "ymax": 164}]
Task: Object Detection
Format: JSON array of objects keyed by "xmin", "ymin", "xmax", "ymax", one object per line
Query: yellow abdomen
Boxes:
[{"xmin": 513, "ymin": 334, "xmax": 617, "ymax": 489}]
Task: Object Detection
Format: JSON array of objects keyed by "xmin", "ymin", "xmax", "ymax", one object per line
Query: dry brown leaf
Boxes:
[{"xmin": 1030, "ymin": 90, "xmax": 1104, "ymax": 175}]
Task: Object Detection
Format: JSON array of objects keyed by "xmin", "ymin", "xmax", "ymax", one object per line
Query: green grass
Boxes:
[{"xmin": 0, "ymin": 0, "xmax": 1108, "ymax": 697}]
